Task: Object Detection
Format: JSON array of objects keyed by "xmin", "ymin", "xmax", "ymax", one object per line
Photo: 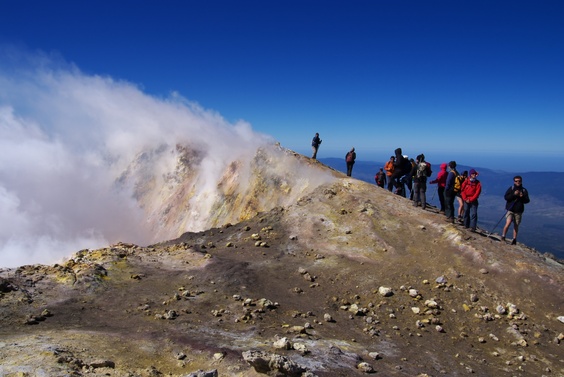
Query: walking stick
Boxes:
[
  {"xmin": 488, "ymin": 200, "xmax": 517, "ymax": 236},
  {"xmin": 431, "ymin": 185, "xmax": 437, "ymax": 201}
]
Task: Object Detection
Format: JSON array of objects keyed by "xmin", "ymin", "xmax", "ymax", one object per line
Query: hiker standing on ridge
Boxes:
[
  {"xmin": 311, "ymin": 133, "xmax": 322, "ymax": 159},
  {"xmin": 385, "ymin": 156, "xmax": 395, "ymax": 191},
  {"xmin": 444, "ymin": 161, "xmax": 459, "ymax": 223},
  {"xmin": 389, "ymin": 148, "xmax": 408, "ymax": 194},
  {"xmin": 460, "ymin": 169, "xmax": 482, "ymax": 232},
  {"xmin": 375, "ymin": 168, "xmax": 386, "ymax": 188},
  {"xmin": 455, "ymin": 170, "xmax": 468, "ymax": 223},
  {"xmin": 430, "ymin": 163, "xmax": 448, "ymax": 214},
  {"xmin": 411, "ymin": 154, "xmax": 432, "ymax": 209},
  {"xmin": 345, "ymin": 147, "xmax": 356, "ymax": 177},
  {"xmin": 501, "ymin": 176, "xmax": 530, "ymax": 245}
]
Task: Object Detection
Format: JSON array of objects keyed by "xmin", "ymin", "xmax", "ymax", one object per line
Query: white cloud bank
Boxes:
[{"xmin": 0, "ymin": 49, "xmax": 271, "ymax": 268}]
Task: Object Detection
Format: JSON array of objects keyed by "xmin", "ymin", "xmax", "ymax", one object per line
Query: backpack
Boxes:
[
  {"xmin": 375, "ymin": 172, "xmax": 384, "ymax": 184},
  {"xmin": 416, "ymin": 161, "xmax": 431, "ymax": 178},
  {"xmin": 346, "ymin": 152, "xmax": 354, "ymax": 163},
  {"xmin": 454, "ymin": 175, "xmax": 465, "ymax": 193}
]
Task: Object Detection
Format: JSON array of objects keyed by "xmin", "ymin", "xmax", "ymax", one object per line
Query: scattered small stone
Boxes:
[
  {"xmin": 293, "ymin": 343, "xmax": 309, "ymax": 355},
  {"xmin": 368, "ymin": 352, "xmax": 381, "ymax": 360},
  {"xmin": 90, "ymin": 360, "xmax": 115, "ymax": 369},
  {"xmin": 324, "ymin": 313, "xmax": 334, "ymax": 322},
  {"xmin": 357, "ymin": 361, "xmax": 374, "ymax": 373},
  {"xmin": 378, "ymin": 287, "xmax": 393, "ymax": 297},
  {"xmin": 273, "ymin": 337, "xmax": 292, "ymax": 350},
  {"xmin": 186, "ymin": 369, "xmax": 218, "ymax": 377},
  {"xmin": 479, "ymin": 268, "xmax": 488, "ymax": 274},
  {"xmin": 436, "ymin": 276, "xmax": 447, "ymax": 284},
  {"xmin": 289, "ymin": 326, "xmax": 306, "ymax": 334}
]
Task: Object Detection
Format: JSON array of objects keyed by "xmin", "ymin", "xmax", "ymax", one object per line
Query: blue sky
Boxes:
[{"xmin": 1, "ymin": 0, "xmax": 563, "ymax": 171}]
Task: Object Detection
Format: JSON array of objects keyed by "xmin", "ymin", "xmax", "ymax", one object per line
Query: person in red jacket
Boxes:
[
  {"xmin": 430, "ymin": 163, "xmax": 448, "ymax": 213},
  {"xmin": 460, "ymin": 169, "xmax": 482, "ymax": 232}
]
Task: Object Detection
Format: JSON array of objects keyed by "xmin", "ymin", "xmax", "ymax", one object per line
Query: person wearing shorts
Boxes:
[{"xmin": 501, "ymin": 176, "xmax": 530, "ymax": 245}]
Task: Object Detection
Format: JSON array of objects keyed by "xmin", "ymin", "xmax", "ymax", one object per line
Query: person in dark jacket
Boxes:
[
  {"xmin": 389, "ymin": 148, "xmax": 408, "ymax": 194},
  {"xmin": 375, "ymin": 168, "xmax": 386, "ymax": 188},
  {"xmin": 311, "ymin": 133, "xmax": 322, "ymax": 159},
  {"xmin": 444, "ymin": 161, "xmax": 459, "ymax": 223},
  {"xmin": 501, "ymin": 176, "xmax": 530, "ymax": 245},
  {"xmin": 345, "ymin": 147, "xmax": 356, "ymax": 177}
]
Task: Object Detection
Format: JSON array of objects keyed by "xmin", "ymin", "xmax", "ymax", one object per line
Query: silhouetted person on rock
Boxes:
[{"xmin": 311, "ymin": 133, "xmax": 322, "ymax": 159}]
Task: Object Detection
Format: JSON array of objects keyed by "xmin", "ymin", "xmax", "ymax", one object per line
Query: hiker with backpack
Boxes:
[
  {"xmin": 411, "ymin": 154, "xmax": 432, "ymax": 209},
  {"xmin": 311, "ymin": 133, "xmax": 322, "ymax": 159},
  {"xmin": 397, "ymin": 155, "xmax": 413, "ymax": 197},
  {"xmin": 375, "ymin": 168, "xmax": 386, "ymax": 188},
  {"xmin": 443, "ymin": 161, "xmax": 459, "ymax": 223},
  {"xmin": 460, "ymin": 169, "xmax": 482, "ymax": 232},
  {"xmin": 430, "ymin": 163, "xmax": 448, "ymax": 214},
  {"xmin": 455, "ymin": 170, "xmax": 468, "ymax": 223},
  {"xmin": 501, "ymin": 176, "xmax": 530, "ymax": 245},
  {"xmin": 390, "ymin": 148, "xmax": 409, "ymax": 195},
  {"xmin": 345, "ymin": 147, "xmax": 356, "ymax": 177},
  {"xmin": 384, "ymin": 156, "xmax": 395, "ymax": 191}
]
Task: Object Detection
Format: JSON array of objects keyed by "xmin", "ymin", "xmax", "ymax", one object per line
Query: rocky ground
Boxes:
[{"xmin": 1, "ymin": 174, "xmax": 564, "ymax": 377}]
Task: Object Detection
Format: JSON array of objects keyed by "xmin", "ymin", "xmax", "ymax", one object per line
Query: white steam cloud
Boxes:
[{"xmin": 0, "ymin": 49, "xmax": 271, "ymax": 268}]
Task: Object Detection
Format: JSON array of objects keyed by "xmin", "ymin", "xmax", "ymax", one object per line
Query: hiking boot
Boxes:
[
  {"xmin": 471, "ymin": 228, "xmax": 477, "ymax": 232},
  {"xmin": 511, "ymin": 239, "xmax": 517, "ymax": 245},
  {"xmin": 501, "ymin": 236, "xmax": 506, "ymax": 242},
  {"xmin": 444, "ymin": 217, "xmax": 454, "ymax": 224}
]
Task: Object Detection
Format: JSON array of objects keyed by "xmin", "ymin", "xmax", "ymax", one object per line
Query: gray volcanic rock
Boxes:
[{"xmin": 1, "ymin": 148, "xmax": 563, "ymax": 376}]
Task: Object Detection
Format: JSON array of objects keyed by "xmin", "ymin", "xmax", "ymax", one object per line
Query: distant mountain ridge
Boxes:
[{"xmin": 319, "ymin": 157, "xmax": 564, "ymax": 259}]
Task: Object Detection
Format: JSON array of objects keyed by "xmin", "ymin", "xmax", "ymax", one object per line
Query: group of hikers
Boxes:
[{"xmin": 311, "ymin": 133, "xmax": 530, "ymax": 245}]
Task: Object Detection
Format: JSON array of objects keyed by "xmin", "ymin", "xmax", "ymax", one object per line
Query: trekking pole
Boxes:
[
  {"xmin": 431, "ymin": 186, "xmax": 437, "ymax": 202},
  {"xmin": 488, "ymin": 200, "xmax": 517, "ymax": 236}
]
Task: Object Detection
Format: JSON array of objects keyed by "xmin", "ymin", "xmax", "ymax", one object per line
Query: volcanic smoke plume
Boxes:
[{"xmin": 0, "ymin": 50, "xmax": 334, "ymax": 268}]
